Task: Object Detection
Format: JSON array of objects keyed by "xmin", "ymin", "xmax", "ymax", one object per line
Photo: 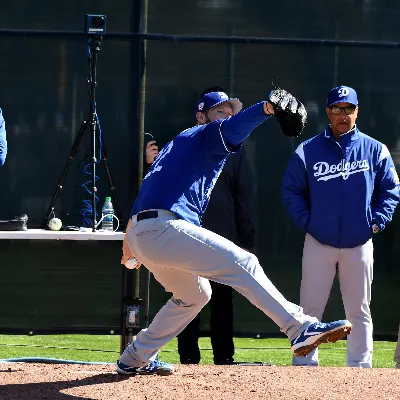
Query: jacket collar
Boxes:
[{"xmin": 324, "ymin": 124, "xmax": 359, "ymax": 145}]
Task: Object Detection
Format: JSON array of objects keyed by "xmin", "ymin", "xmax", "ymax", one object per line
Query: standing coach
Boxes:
[{"xmin": 282, "ymin": 86, "xmax": 400, "ymax": 368}]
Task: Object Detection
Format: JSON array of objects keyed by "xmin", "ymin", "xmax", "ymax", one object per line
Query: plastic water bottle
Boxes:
[{"xmin": 101, "ymin": 196, "xmax": 114, "ymax": 231}]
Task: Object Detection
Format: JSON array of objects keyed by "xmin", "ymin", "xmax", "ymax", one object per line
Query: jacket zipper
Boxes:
[{"xmin": 333, "ymin": 140, "xmax": 344, "ymax": 247}]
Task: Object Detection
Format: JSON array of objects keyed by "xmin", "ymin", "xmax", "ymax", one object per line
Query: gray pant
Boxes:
[
  {"xmin": 292, "ymin": 234, "xmax": 373, "ymax": 368},
  {"xmin": 119, "ymin": 210, "xmax": 318, "ymax": 367},
  {"xmin": 395, "ymin": 324, "xmax": 400, "ymax": 368}
]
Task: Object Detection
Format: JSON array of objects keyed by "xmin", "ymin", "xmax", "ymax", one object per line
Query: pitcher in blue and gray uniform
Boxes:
[
  {"xmin": 116, "ymin": 91, "xmax": 352, "ymax": 376},
  {"xmin": 282, "ymin": 86, "xmax": 400, "ymax": 368}
]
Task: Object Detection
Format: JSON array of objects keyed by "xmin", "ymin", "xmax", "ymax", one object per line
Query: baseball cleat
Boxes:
[
  {"xmin": 291, "ymin": 319, "xmax": 352, "ymax": 357},
  {"xmin": 116, "ymin": 357, "xmax": 174, "ymax": 376}
]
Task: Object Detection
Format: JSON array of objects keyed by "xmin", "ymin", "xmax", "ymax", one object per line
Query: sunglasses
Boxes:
[{"xmin": 329, "ymin": 105, "xmax": 357, "ymax": 115}]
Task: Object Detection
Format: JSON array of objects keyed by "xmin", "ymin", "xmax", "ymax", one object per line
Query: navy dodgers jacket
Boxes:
[
  {"xmin": 282, "ymin": 126, "xmax": 400, "ymax": 248},
  {"xmin": 0, "ymin": 109, "xmax": 6, "ymax": 167}
]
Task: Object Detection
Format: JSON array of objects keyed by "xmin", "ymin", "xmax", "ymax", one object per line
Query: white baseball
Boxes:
[
  {"xmin": 48, "ymin": 218, "xmax": 62, "ymax": 231},
  {"xmin": 125, "ymin": 258, "xmax": 140, "ymax": 269}
]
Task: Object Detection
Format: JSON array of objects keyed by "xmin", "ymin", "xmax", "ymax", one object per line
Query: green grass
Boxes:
[{"xmin": 0, "ymin": 335, "xmax": 396, "ymax": 368}]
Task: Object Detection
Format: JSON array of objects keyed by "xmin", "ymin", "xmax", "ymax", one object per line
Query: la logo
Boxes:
[{"xmin": 338, "ymin": 87, "xmax": 349, "ymax": 97}]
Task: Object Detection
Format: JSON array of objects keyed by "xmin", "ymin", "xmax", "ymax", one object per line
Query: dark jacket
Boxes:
[{"xmin": 201, "ymin": 148, "xmax": 255, "ymax": 250}]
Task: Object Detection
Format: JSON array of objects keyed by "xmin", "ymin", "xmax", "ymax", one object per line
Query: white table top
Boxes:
[{"xmin": 0, "ymin": 229, "xmax": 125, "ymax": 241}]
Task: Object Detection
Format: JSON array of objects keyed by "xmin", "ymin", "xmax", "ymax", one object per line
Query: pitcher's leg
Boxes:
[
  {"xmin": 119, "ymin": 267, "xmax": 211, "ymax": 368},
  {"xmin": 141, "ymin": 219, "xmax": 318, "ymax": 339},
  {"xmin": 339, "ymin": 240, "xmax": 373, "ymax": 368},
  {"xmin": 293, "ymin": 234, "xmax": 339, "ymax": 366},
  {"xmin": 126, "ymin": 217, "xmax": 350, "ymax": 366}
]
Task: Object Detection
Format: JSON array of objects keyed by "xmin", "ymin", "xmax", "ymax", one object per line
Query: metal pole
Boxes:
[
  {"xmin": 136, "ymin": 0, "xmax": 148, "ymax": 309},
  {"xmin": 88, "ymin": 36, "xmax": 101, "ymax": 232},
  {"xmin": 120, "ymin": 0, "xmax": 147, "ymax": 354}
]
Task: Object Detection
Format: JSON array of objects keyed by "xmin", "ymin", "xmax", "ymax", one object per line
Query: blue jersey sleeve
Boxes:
[
  {"xmin": 198, "ymin": 121, "xmax": 232, "ymax": 159},
  {"xmin": 371, "ymin": 145, "xmax": 400, "ymax": 231},
  {"xmin": 0, "ymin": 109, "xmax": 7, "ymax": 167},
  {"xmin": 220, "ymin": 102, "xmax": 271, "ymax": 148},
  {"xmin": 200, "ymin": 102, "xmax": 271, "ymax": 157},
  {"xmin": 282, "ymin": 148, "xmax": 310, "ymax": 230}
]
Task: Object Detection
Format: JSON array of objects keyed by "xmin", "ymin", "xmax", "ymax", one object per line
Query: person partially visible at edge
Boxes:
[
  {"xmin": 282, "ymin": 85, "xmax": 400, "ymax": 368},
  {"xmin": 0, "ymin": 109, "xmax": 7, "ymax": 167},
  {"xmin": 116, "ymin": 89, "xmax": 352, "ymax": 376},
  {"xmin": 145, "ymin": 86, "xmax": 256, "ymax": 365},
  {"xmin": 394, "ymin": 324, "xmax": 400, "ymax": 369}
]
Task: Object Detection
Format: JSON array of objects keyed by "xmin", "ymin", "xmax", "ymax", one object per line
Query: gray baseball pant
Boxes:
[
  {"xmin": 119, "ymin": 210, "xmax": 318, "ymax": 367},
  {"xmin": 395, "ymin": 324, "xmax": 400, "ymax": 368},
  {"xmin": 292, "ymin": 234, "xmax": 373, "ymax": 368}
]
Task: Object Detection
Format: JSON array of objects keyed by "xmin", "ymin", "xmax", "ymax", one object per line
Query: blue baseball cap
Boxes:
[
  {"xmin": 326, "ymin": 86, "xmax": 358, "ymax": 107},
  {"xmin": 195, "ymin": 91, "xmax": 243, "ymax": 115}
]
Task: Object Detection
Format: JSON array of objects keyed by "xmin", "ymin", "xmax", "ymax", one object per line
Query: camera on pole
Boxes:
[
  {"xmin": 42, "ymin": 14, "xmax": 121, "ymax": 232},
  {"xmin": 85, "ymin": 14, "xmax": 107, "ymax": 36}
]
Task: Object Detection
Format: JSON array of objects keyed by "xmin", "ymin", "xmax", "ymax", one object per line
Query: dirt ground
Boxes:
[{"xmin": 0, "ymin": 363, "xmax": 399, "ymax": 400}]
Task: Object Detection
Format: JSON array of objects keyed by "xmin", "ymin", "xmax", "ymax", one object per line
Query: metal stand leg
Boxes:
[
  {"xmin": 42, "ymin": 121, "xmax": 88, "ymax": 229},
  {"xmin": 96, "ymin": 131, "xmax": 122, "ymax": 225}
]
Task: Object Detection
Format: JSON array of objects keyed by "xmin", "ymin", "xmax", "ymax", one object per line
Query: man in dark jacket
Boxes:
[
  {"xmin": 178, "ymin": 145, "xmax": 255, "ymax": 365},
  {"xmin": 0, "ymin": 109, "xmax": 7, "ymax": 167},
  {"xmin": 145, "ymin": 87, "xmax": 255, "ymax": 365}
]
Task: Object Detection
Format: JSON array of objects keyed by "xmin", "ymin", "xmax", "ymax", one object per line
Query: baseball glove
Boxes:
[{"xmin": 268, "ymin": 87, "xmax": 307, "ymax": 138}]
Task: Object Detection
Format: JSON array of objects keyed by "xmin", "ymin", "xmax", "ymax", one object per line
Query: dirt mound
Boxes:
[{"xmin": 0, "ymin": 363, "xmax": 399, "ymax": 399}]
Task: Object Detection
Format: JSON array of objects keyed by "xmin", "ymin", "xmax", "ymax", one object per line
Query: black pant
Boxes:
[{"xmin": 177, "ymin": 280, "xmax": 234, "ymax": 364}]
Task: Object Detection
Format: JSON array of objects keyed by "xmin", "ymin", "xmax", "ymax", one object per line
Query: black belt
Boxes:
[{"xmin": 137, "ymin": 210, "xmax": 158, "ymax": 222}]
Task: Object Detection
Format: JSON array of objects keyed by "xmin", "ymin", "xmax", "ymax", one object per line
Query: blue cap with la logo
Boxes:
[
  {"xmin": 326, "ymin": 86, "xmax": 358, "ymax": 107},
  {"xmin": 195, "ymin": 91, "xmax": 243, "ymax": 116}
]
